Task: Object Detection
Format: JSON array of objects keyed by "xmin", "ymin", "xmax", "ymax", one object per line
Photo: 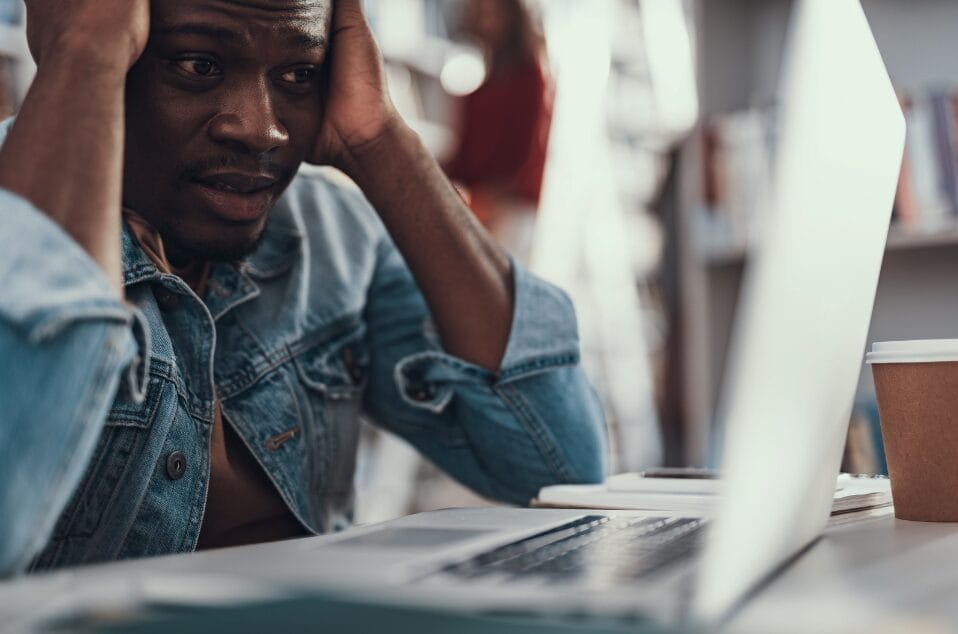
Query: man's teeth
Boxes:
[{"xmin": 213, "ymin": 182, "xmax": 239, "ymax": 193}]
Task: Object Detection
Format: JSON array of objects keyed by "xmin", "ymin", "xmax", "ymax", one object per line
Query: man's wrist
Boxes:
[
  {"xmin": 38, "ymin": 36, "xmax": 131, "ymax": 85},
  {"xmin": 335, "ymin": 114, "xmax": 419, "ymax": 185}
]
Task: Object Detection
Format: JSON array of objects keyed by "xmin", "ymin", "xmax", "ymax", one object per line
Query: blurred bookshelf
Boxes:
[
  {"xmin": 702, "ymin": 221, "xmax": 958, "ymax": 267},
  {"xmin": 0, "ymin": 1, "xmax": 30, "ymax": 117},
  {"xmin": 364, "ymin": 0, "xmax": 464, "ymax": 161},
  {"xmin": 676, "ymin": 0, "xmax": 958, "ymax": 466}
]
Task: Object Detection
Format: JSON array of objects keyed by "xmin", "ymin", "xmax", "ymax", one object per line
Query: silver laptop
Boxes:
[
  {"xmin": 9, "ymin": 0, "xmax": 899, "ymax": 629},
  {"xmin": 231, "ymin": 0, "xmax": 904, "ymax": 627}
]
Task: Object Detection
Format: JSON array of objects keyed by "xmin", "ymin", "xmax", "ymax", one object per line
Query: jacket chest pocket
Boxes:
[
  {"xmin": 293, "ymin": 328, "xmax": 369, "ymax": 506},
  {"xmin": 49, "ymin": 372, "xmax": 174, "ymax": 541}
]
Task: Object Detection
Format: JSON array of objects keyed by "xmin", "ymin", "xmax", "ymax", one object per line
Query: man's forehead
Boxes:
[{"xmin": 152, "ymin": 0, "xmax": 332, "ymax": 43}]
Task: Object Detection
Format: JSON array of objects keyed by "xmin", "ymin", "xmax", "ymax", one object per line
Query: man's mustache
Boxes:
[{"xmin": 179, "ymin": 154, "xmax": 293, "ymax": 182}]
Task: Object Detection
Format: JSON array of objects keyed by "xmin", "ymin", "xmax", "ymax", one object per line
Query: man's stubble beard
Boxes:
[
  {"xmin": 125, "ymin": 166, "xmax": 297, "ymax": 266},
  {"xmin": 122, "ymin": 152, "xmax": 299, "ymax": 265},
  {"xmin": 159, "ymin": 213, "xmax": 273, "ymax": 266},
  {"xmin": 161, "ymin": 160, "xmax": 298, "ymax": 264}
]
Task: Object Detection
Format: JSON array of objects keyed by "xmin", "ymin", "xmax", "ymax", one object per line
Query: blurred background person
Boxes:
[{"xmin": 444, "ymin": 0, "xmax": 553, "ymax": 263}]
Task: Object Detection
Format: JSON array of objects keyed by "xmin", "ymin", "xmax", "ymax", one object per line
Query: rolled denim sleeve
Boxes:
[
  {"xmin": 0, "ymin": 189, "xmax": 145, "ymax": 576},
  {"xmin": 362, "ymin": 237, "xmax": 607, "ymax": 505}
]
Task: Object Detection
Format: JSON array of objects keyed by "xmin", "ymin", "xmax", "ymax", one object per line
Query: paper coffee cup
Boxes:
[{"xmin": 867, "ymin": 340, "xmax": 958, "ymax": 521}]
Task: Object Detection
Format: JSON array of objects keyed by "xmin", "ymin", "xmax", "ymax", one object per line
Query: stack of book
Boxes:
[
  {"xmin": 699, "ymin": 108, "xmax": 775, "ymax": 253},
  {"xmin": 533, "ymin": 472, "xmax": 892, "ymax": 523},
  {"xmin": 895, "ymin": 92, "xmax": 958, "ymax": 230},
  {"xmin": 699, "ymin": 92, "xmax": 958, "ymax": 250}
]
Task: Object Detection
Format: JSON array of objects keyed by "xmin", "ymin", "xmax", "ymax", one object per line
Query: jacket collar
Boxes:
[
  {"xmin": 121, "ymin": 224, "xmax": 162, "ymax": 287},
  {"xmin": 121, "ymin": 199, "xmax": 304, "ymax": 318}
]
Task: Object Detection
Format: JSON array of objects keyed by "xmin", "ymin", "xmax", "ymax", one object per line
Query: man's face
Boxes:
[{"xmin": 123, "ymin": 0, "xmax": 332, "ymax": 263}]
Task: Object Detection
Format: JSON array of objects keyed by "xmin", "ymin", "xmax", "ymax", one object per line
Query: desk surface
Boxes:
[
  {"xmin": 729, "ymin": 511, "xmax": 958, "ymax": 633},
  {"xmin": 1, "ymin": 510, "xmax": 956, "ymax": 633}
]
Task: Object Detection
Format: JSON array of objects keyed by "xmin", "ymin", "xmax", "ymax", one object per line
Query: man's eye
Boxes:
[
  {"xmin": 174, "ymin": 58, "xmax": 221, "ymax": 77},
  {"xmin": 280, "ymin": 68, "xmax": 317, "ymax": 84}
]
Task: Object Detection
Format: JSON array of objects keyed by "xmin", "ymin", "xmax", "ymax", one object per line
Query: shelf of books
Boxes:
[
  {"xmin": 675, "ymin": 0, "xmax": 958, "ymax": 467},
  {"xmin": 695, "ymin": 93, "xmax": 958, "ymax": 267}
]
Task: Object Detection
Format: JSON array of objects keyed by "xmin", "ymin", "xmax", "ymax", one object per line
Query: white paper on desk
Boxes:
[
  {"xmin": 534, "ymin": 484, "xmax": 717, "ymax": 513},
  {"xmin": 534, "ymin": 474, "xmax": 891, "ymax": 515},
  {"xmin": 606, "ymin": 472, "xmax": 721, "ymax": 495}
]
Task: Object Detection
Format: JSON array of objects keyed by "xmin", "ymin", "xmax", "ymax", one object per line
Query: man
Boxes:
[{"xmin": 0, "ymin": 0, "xmax": 606, "ymax": 576}]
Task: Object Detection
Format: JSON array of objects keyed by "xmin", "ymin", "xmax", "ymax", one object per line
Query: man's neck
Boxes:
[{"xmin": 123, "ymin": 209, "xmax": 211, "ymax": 296}]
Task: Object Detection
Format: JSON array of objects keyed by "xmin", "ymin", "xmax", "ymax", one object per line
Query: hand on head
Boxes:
[
  {"xmin": 24, "ymin": 0, "xmax": 149, "ymax": 72},
  {"xmin": 308, "ymin": 0, "xmax": 402, "ymax": 173},
  {"xmin": 23, "ymin": 0, "xmax": 403, "ymax": 178}
]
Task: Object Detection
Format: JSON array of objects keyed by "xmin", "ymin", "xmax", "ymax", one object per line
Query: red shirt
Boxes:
[{"xmin": 445, "ymin": 58, "xmax": 554, "ymax": 210}]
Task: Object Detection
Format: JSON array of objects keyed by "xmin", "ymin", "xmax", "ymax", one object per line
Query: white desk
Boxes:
[
  {"xmin": 1, "ymin": 510, "xmax": 956, "ymax": 633},
  {"xmin": 728, "ymin": 512, "xmax": 958, "ymax": 633}
]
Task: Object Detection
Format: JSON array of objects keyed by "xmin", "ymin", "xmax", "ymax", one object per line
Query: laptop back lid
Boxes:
[{"xmin": 692, "ymin": 0, "xmax": 905, "ymax": 622}]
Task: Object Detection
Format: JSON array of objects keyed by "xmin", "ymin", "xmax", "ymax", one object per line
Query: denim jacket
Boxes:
[{"xmin": 0, "ymin": 123, "xmax": 607, "ymax": 577}]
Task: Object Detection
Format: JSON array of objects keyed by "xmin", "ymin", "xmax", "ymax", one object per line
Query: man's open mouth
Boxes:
[
  {"xmin": 193, "ymin": 172, "xmax": 279, "ymax": 195},
  {"xmin": 190, "ymin": 172, "xmax": 281, "ymax": 223}
]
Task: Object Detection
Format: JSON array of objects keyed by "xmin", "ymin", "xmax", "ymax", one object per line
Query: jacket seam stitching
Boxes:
[
  {"xmin": 18, "ymin": 327, "xmax": 128, "ymax": 571},
  {"xmin": 494, "ymin": 383, "xmax": 577, "ymax": 483}
]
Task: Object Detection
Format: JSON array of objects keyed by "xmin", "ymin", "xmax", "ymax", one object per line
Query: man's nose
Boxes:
[{"xmin": 208, "ymin": 80, "xmax": 290, "ymax": 155}]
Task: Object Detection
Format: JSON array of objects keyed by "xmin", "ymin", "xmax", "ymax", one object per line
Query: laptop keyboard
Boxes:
[{"xmin": 440, "ymin": 515, "xmax": 706, "ymax": 586}]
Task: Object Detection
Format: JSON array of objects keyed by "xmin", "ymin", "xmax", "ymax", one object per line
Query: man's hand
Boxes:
[
  {"xmin": 25, "ymin": 0, "xmax": 149, "ymax": 72},
  {"xmin": 0, "ymin": 0, "xmax": 150, "ymax": 294},
  {"xmin": 308, "ymin": 0, "xmax": 514, "ymax": 372},
  {"xmin": 308, "ymin": 0, "xmax": 402, "ymax": 175}
]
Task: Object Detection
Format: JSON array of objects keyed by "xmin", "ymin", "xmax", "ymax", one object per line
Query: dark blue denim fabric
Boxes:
[{"xmin": 0, "ymin": 125, "xmax": 607, "ymax": 577}]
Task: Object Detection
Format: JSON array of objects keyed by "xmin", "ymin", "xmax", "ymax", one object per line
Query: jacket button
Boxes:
[
  {"xmin": 343, "ymin": 347, "xmax": 364, "ymax": 383},
  {"xmin": 166, "ymin": 451, "xmax": 187, "ymax": 481},
  {"xmin": 155, "ymin": 287, "xmax": 180, "ymax": 312},
  {"xmin": 410, "ymin": 386, "xmax": 432, "ymax": 402}
]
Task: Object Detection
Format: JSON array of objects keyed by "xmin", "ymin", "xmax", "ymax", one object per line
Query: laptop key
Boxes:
[{"xmin": 439, "ymin": 516, "xmax": 707, "ymax": 587}]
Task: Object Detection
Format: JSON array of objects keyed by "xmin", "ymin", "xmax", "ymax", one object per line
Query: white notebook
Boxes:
[{"xmin": 534, "ymin": 473, "xmax": 891, "ymax": 516}]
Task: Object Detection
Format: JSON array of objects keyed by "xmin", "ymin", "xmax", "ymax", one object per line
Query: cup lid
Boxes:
[{"xmin": 866, "ymin": 339, "xmax": 958, "ymax": 364}]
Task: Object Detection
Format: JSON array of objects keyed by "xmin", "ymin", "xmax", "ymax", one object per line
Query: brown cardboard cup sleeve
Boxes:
[{"xmin": 868, "ymin": 340, "xmax": 958, "ymax": 522}]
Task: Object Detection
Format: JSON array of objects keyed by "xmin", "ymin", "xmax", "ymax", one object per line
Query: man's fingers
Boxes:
[{"xmin": 332, "ymin": 0, "xmax": 366, "ymax": 30}]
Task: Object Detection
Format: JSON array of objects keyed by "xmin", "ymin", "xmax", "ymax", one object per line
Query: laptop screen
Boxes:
[{"xmin": 693, "ymin": 0, "xmax": 905, "ymax": 622}]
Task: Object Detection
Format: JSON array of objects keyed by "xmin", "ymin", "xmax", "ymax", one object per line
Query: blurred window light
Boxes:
[
  {"xmin": 440, "ymin": 46, "xmax": 487, "ymax": 96},
  {"xmin": 372, "ymin": 0, "xmax": 427, "ymax": 55},
  {"xmin": 534, "ymin": 0, "xmax": 663, "ymax": 469},
  {"xmin": 641, "ymin": 0, "xmax": 699, "ymax": 138}
]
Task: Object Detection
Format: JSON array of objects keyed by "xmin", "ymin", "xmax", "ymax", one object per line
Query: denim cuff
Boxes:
[
  {"xmin": 0, "ymin": 188, "xmax": 131, "ymax": 344},
  {"xmin": 497, "ymin": 258, "xmax": 581, "ymax": 380},
  {"xmin": 394, "ymin": 351, "xmax": 494, "ymax": 413},
  {"xmin": 394, "ymin": 259, "xmax": 581, "ymax": 412}
]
